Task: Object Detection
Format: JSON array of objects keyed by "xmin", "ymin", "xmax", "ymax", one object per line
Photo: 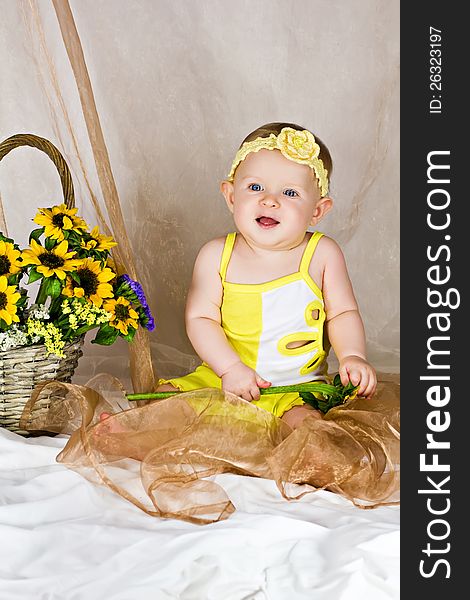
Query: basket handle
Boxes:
[{"xmin": 0, "ymin": 133, "xmax": 75, "ymax": 212}]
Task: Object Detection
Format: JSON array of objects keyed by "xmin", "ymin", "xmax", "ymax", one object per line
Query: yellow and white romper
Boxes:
[{"xmin": 160, "ymin": 231, "xmax": 329, "ymax": 417}]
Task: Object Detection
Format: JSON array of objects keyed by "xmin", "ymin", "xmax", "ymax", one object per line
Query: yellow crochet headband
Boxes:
[{"xmin": 227, "ymin": 127, "xmax": 329, "ymax": 196}]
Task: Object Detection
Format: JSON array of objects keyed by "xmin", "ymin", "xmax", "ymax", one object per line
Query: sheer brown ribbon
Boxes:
[{"xmin": 20, "ymin": 375, "xmax": 400, "ymax": 525}]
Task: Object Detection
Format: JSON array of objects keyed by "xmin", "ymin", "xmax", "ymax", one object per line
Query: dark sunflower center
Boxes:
[
  {"xmin": 52, "ymin": 213, "xmax": 67, "ymax": 228},
  {"xmin": 115, "ymin": 304, "xmax": 130, "ymax": 321},
  {"xmin": 0, "ymin": 291, "xmax": 7, "ymax": 310},
  {"xmin": 0, "ymin": 255, "xmax": 12, "ymax": 276},
  {"xmin": 39, "ymin": 252, "xmax": 65, "ymax": 268},
  {"xmin": 77, "ymin": 268, "xmax": 99, "ymax": 295}
]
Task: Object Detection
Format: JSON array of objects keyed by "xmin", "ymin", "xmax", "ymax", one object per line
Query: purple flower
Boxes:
[{"xmin": 120, "ymin": 274, "xmax": 155, "ymax": 331}]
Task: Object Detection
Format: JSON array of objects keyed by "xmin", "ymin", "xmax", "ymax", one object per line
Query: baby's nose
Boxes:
[{"xmin": 260, "ymin": 195, "xmax": 279, "ymax": 207}]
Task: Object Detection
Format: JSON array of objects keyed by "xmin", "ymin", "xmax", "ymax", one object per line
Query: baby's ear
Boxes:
[
  {"xmin": 310, "ymin": 196, "xmax": 333, "ymax": 226},
  {"xmin": 220, "ymin": 180, "xmax": 235, "ymax": 213}
]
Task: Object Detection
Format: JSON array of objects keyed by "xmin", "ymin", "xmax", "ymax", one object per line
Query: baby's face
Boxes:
[{"xmin": 225, "ymin": 149, "xmax": 328, "ymax": 250}]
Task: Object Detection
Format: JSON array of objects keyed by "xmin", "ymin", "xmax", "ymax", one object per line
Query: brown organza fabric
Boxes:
[{"xmin": 20, "ymin": 374, "xmax": 400, "ymax": 525}]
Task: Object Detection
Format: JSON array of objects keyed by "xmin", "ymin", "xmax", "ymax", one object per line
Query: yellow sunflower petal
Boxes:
[
  {"xmin": 55, "ymin": 240, "xmax": 69, "ymax": 256},
  {"xmin": 7, "ymin": 291, "xmax": 21, "ymax": 304},
  {"xmin": 97, "ymin": 268, "xmax": 116, "ymax": 283},
  {"xmin": 37, "ymin": 265, "xmax": 54, "ymax": 277},
  {"xmin": 34, "ymin": 213, "xmax": 51, "ymax": 227},
  {"xmin": 0, "ymin": 310, "xmax": 12, "ymax": 325},
  {"xmin": 81, "ymin": 240, "xmax": 97, "ymax": 250},
  {"xmin": 97, "ymin": 283, "xmax": 114, "ymax": 296},
  {"xmin": 82, "ymin": 259, "xmax": 101, "ymax": 274},
  {"xmin": 116, "ymin": 322, "xmax": 128, "ymax": 335},
  {"xmin": 90, "ymin": 295, "xmax": 104, "ymax": 308},
  {"xmin": 62, "ymin": 215, "xmax": 73, "ymax": 230},
  {"xmin": 54, "ymin": 269, "xmax": 67, "ymax": 280},
  {"xmin": 20, "ymin": 250, "xmax": 41, "ymax": 266},
  {"xmin": 30, "ymin": 238, "xmax": 43, "ymax": 253}
]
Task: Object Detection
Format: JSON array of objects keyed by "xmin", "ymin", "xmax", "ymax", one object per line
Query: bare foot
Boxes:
[
  {"xmin": 281, "ymin": 404, "xmax": 322, "ymax": 430},
  {"xmin": 94, "ymin": 411, "xmax": 127, "ymax": 434}
]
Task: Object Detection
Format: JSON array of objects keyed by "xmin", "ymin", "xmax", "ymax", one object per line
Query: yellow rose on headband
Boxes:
[
  {"xmin": 277, "ymin": 127, "xmax": 320, "ymax": 162},
  {"xmin": 227, "ymin": 126, "xmax": 329, "ymax": 195}
]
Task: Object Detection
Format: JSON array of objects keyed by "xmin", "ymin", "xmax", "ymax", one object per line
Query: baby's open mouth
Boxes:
[{"xmin": 256, "ymin": 216, "xmax": 280, "ymax": 228}]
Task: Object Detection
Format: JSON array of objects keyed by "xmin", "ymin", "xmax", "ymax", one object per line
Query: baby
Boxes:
[{"xmin": 153, "ymin": 122, "xmax": 377, "ymax": 430}]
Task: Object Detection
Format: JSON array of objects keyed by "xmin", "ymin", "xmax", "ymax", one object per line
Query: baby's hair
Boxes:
[{"xmin": 240, "ymin": 122, "xmax": 333, "ymax": 180}]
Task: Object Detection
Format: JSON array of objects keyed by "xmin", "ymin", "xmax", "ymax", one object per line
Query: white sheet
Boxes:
[{"xmin": 0, "ymin": 428, "xmax": 399, "ymax": 599}]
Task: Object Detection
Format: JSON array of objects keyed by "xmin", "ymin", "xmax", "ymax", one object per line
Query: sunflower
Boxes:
[
  {"xmin": 0, "ymin": 275, "xmax": 21, "ymax": 326},
  {"xmin": 34, "ymin": 203, "xmax": 88, "ymax": 241},
  {"xmin": 21, "ymin": 239, "xmax": 82, "ymax": 280},
  {"xmin": 103, "ymin": 296, "xmax": 139, "ymax": 335},
  {"xmin": 81, "ymin": 226, "xmax": 117, "ymax": 251},
  {"xmin": 62, "ymin": 258, "xmax": 115, "ymax": 307},
  {"xmin": 0, "ymin": 240, "xmax": 23, "ymax": 277}
]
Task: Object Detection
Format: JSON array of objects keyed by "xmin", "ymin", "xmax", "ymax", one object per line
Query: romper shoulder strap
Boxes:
[
  {"xmin": 219, "ymin": 232, "xmax": 237, "ymax": 281},
  {"xmin": 299, "ymin": 231, "xmax": 324, "ymax": 275}
]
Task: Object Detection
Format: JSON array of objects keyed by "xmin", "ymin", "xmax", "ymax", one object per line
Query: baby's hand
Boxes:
[
  {"xmin": 221, "ymin": 361, "xmax": 271, "ymax": 401},
  {"xmin": 339, "ymin": 355, "xmax": 377, "ymax": 399}
]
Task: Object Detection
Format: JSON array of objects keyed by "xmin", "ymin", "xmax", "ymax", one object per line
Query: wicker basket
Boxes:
[{"xmin": 0, "ymin": 133, "xmax": 85, "ymax": 435}]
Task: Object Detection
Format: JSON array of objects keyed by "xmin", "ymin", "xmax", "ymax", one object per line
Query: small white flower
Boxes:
[
  {"xmin": 28, "ymin": 304, "xmax": 50, "ymax": 320},
  {"xmin": 0, "ymin": 325, "xmax": 29, "ymax": 351}
]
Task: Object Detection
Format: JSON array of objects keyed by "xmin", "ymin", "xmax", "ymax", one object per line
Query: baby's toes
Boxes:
[{"xmin": 94, "ymin": 413, "xmax": 127, "ymax": 435}]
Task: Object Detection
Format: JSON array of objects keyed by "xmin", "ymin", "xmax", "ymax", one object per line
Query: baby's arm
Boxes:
[
  {"xmin": 185, "ymin": 239, "xmax": 271, "ymax": 401},
  {"xmin": 316, "ymin": 237, "xmax": 377, "ymax": 398}
]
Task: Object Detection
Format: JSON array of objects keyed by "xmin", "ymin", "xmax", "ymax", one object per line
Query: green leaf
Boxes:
[
  {"xmin": 42, "ymin": 277, "xmax": 62, "ymax": 299},
  {"xmin": 0, "ymin": 318, "xmax": 11, "ymax": 331},
  {"xmin": 72, "ymin": 325, "xmax": 95, "ymax": 336},
  {"xmin": 17, "ymin": 290, "xmax": 28, "ymax": 309},
  {"xmin": 91, "ymin": 324, "xmax": 119, "ymax": 346},
  {"xmin": 121, "ymin": 326, "xmax": 137, "ymax": 342},
  {"xmin": 67, "ymin": 230, "xmax": 80, "ymax": 242},
  {"xmin": 27, "ymin": 268, "xmax": 43, "ymax": 284},
  {"xmin": 29, "ymin": 227, "xmax": 45, "ymax": 244},
  {"xmin": 1, "ymin": 231, "xmax": 16, "ymax": 244},
  {"xmin": 44, "ymin": 237, "xmax": 57, "ymax": 251},
  {"xmin": 298, "ymin": 374, "xmax": 359, "ymax": 414},
  {"xmin": 70, "ymin": 271, "xmax": 81, "ymax": 284},
  {"xmin": 48, "ymin": 296, "xmax": 64, "ymax": 318}
]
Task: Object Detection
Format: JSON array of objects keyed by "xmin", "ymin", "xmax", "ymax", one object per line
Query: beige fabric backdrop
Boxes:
[{"xmin": 0, "ymin": 0, "xmax": 399, "ymax": 388}]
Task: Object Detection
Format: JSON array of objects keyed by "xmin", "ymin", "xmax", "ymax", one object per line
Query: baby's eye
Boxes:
[
  {"xmin": 248, "ymin": 183, "xmax": 264, "ymax": 192},
  {"xmin": 284, "ymin": 189, "xmax": 299, "ymax": 197}
]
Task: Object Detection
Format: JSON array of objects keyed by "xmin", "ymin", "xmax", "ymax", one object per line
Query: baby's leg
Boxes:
[
  {"xmin": 97, "ymin": 383, "xmax": 180, "ymax": 433},
  {"xmin": 281, "ymin": 404, "xmax": 322, "ymax": 430},
  {"xmin": 154, "ymin": 383, "xmax": 179, "ymax": 392}
]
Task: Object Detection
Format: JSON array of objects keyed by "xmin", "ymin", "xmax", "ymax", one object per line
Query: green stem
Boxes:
[
  {"xmin": 127, "ymin": 381, "xmax": 338, "ymax": 401},
  {"xmin": 35, "ymin": 280, "xmax": 48, "ymax": 305}
]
